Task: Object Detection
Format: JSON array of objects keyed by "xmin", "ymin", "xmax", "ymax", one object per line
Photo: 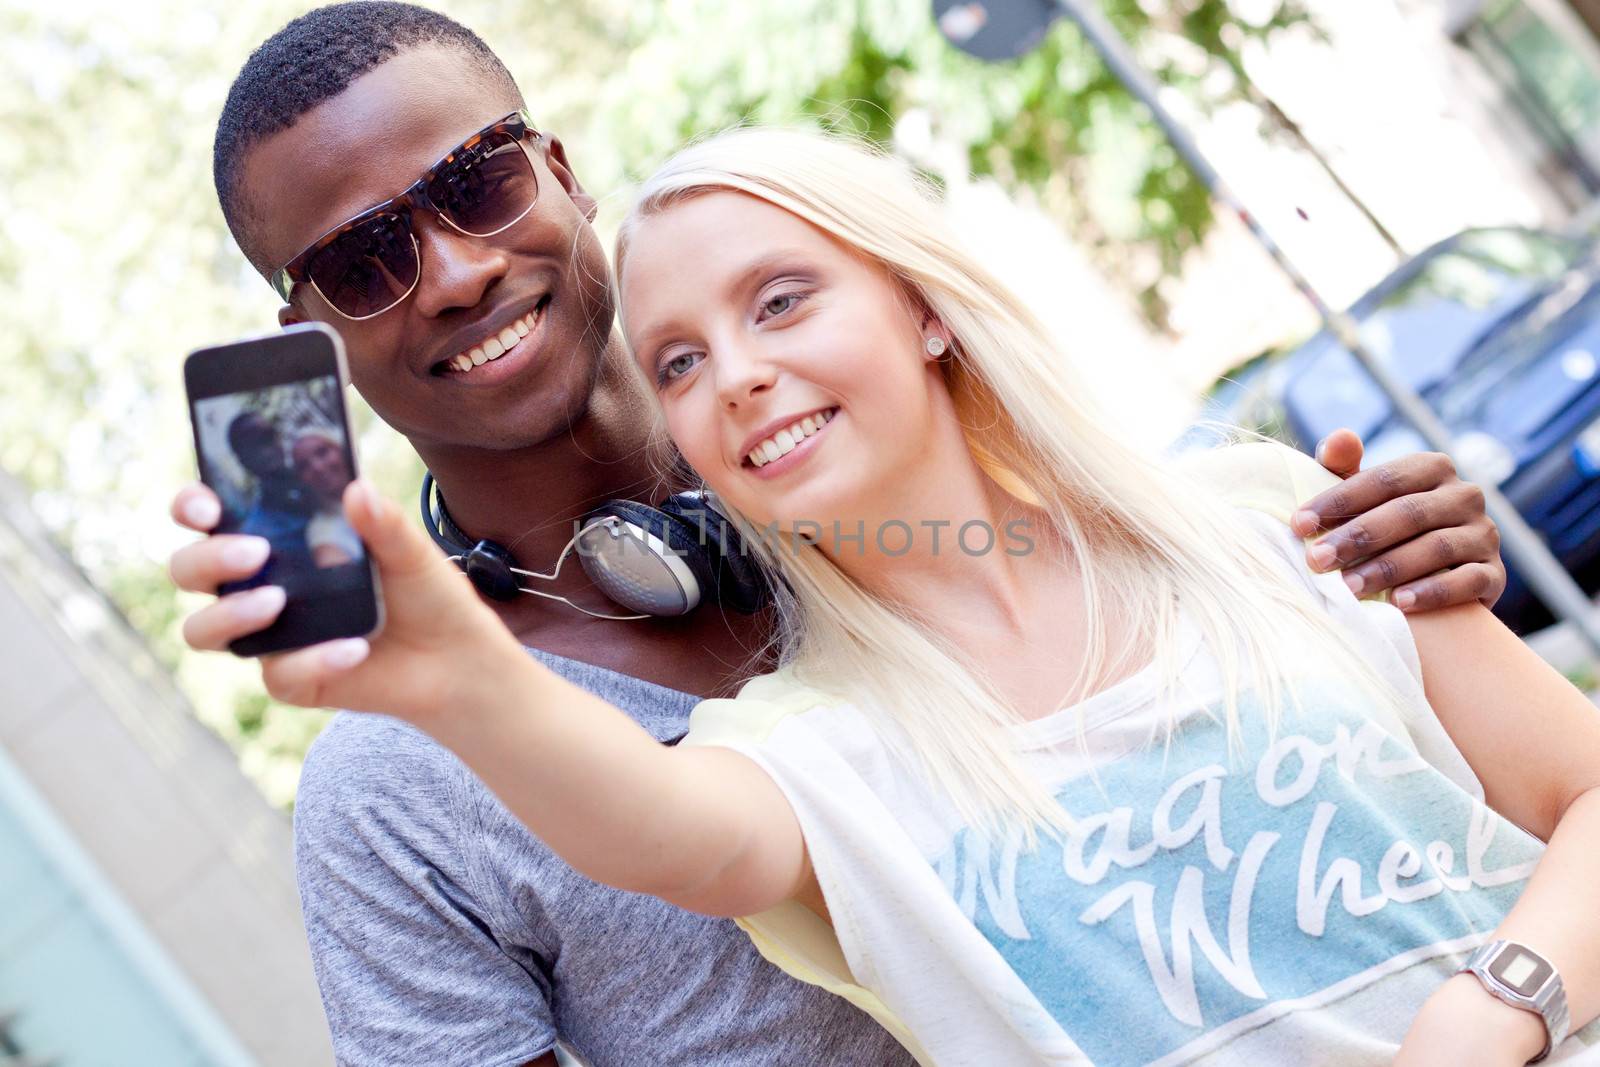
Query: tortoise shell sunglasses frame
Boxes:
[{"xmin": 269, "ymin": 110, "xmax": 543, "ymax": 320}]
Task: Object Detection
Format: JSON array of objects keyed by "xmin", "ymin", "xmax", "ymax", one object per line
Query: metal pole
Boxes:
[{"xmin": 1052, "ymin": 0, "xmax": 1600, "ymax": 655}]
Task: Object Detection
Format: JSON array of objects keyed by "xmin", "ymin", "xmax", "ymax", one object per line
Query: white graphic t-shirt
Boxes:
[{"xmin": 683, "ymin": 450, "xmax": 1600, "ymax": 1067}]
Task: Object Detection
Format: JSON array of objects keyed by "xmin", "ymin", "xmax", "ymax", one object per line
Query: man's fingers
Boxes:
[
  {"xmin": 1306, "ymin": 482, "xmax": 1485, "ymax": 570},
  {"xmin": 1390, "ymin": 563, "xmax": 1503, "ymax": 613},
  {"xmin": 1294, "ymin": 451, "xmax": 1456, "ymax": 533},
  {"xmin": 171, "ymin": 483, "xmax": 222, "ymax": 533},
  {"xmin": 260, "ymin": 638, "xmax": 371, "ymax": 708},
  {"xmin": 1315, "ymin": 428, "xmax": 1364, "ymax": 480},
  {"xmin": 180, "ymin": 586, "xmax": 286, "ymax": 652},
  {"xmin": 169, "ymin": 536, "xmax": 271, "ymax": 594},
  {"xmin": 1336, "ymin": 522, "xmax": 1496, "ymax": 594}
]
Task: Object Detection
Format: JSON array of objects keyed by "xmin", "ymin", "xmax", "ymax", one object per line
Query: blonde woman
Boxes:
[
  {"xmin": 290, "ymin": 428, "xmax": 360, "ymax": 568},
  {"xmin": 248, "ymin": 129, "xmax": 1600, "ymax": 1066}
]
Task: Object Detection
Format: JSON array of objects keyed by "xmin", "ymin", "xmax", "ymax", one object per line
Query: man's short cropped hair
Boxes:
[
  {"xmin": 227, "ymin": 411, "xmax": 277, "ymax": 454},
  {"xmin": 213, "ymin": 1, "xmax": 521, "ymax": 273}
]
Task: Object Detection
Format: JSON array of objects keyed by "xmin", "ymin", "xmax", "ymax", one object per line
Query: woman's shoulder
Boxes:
[
  {"xmin": 683, "ymin": 667, "xmax": 848, "ymax": 748},
  {"xmin": 306, "ymin": 508, "xmax": 344, "ymax": 537},
  {"xmin": 1173, "ymin": 439, "xmax": 1338, "ymax": 524}
]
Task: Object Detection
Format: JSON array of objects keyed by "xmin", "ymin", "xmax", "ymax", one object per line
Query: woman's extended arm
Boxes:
[
  {"xmin": 433, "ymin": 650, "xmax": 812, "ymax": 917},
  {"xmin": 1395, "ymin": 604, "xmax": 1600, "ymax": 1065},
  {"xmin": 259, "ymin": 481, "xmax": 812, "ymax": 919}
]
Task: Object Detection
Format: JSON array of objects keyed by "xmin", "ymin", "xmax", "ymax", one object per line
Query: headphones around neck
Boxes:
[{"xmin": 420, "ymin": 473, "xmax": 769, "ymax": 620}]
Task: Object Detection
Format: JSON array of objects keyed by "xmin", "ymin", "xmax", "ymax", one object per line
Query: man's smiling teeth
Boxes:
[
  {"xmin": 447, "ymin": 308, "xmax": 540, "ymax": 373},
  {"xmin": 747, "ymin": 408, "xmax": 837, "ymax": 467}
]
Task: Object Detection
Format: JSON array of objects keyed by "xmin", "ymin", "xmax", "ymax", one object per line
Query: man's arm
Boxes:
[{"xmin": 1294, "ymin": 429, "xmax": 1505, "ymax": 611}]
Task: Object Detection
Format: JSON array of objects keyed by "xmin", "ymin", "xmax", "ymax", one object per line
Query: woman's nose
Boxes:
[{"xmin": 714, "ymin": 341, "xmax": 778, "ymax": 408}]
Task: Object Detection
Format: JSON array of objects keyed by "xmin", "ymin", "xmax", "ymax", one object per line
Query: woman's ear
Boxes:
[
  {"xmin": 902, "ymin": 283, "xmax": 953, "ymax": 362},
  {"xmin": 541, "ymin": 135, "xmax": 599, "ymax": 222}
]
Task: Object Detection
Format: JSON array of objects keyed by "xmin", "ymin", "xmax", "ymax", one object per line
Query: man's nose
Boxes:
[{"xmin": 409, "ymin": 213, "xmax": 510, "ymax": 318}]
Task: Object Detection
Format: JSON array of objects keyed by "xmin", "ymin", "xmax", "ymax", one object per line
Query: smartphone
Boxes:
[{"xmin": 184, "ymin": 322, "xmax": 383, "ymax": 657}]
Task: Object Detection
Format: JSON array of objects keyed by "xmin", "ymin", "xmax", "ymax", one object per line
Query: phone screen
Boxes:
[
  {"xmin": 194, "ymin": 375, "xmax": 367, "ymax": 586},
  {"xmin": 186, "ymin": 324, "xmax": 381, "ymax": 656}
]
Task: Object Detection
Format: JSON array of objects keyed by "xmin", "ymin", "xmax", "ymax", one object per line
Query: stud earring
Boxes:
[{"xmin": 925, "ymin": 336, "xmax": 947, "ymax": 357}]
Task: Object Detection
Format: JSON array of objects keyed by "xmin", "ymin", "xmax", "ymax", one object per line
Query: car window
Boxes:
[
  {"xmin": 1283, "ymin": 230, "xmax": 1585, "ymax": 444},
  {"xmin": 1372, "ymin": 231, "xmax": 1580, "ymax": 314},
  {"xmin": 1438, "ymin": 287, "xmax": 1600, "ymax": 440}
]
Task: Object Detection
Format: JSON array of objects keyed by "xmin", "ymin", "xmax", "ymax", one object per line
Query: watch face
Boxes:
[{"xmin": 1490, "ymin": 946, "xmax": 1554, "ymax": 996}]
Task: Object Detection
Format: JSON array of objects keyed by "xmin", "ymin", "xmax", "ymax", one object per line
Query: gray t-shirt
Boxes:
[{"xmin": 293, "ymin": 648, "xmax": 912, "ymax": 1066}]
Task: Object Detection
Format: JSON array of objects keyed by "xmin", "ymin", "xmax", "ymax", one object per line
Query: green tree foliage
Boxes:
[
  {"xmin": 585, "ymin": 0, "xmax": 1314, "ymax": 321},
  {"xmin": 3, "ymin": 0, "xmax": 1308, "ymax": 806}
]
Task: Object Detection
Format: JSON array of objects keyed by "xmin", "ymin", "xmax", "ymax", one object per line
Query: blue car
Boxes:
[{"xmin": 1273, "ymin": 227, "xmax": 1600, "ymax": 634}]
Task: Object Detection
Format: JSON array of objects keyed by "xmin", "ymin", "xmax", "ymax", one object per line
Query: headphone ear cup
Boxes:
[
  {"xmin": 658, "ymin": 493, "xmax": 769, "ymax": 615},
  {"xmin": 581, "ymin": 499, "xmax": 720, "ymax": 615}
]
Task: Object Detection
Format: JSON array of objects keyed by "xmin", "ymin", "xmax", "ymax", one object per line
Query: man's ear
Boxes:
[{"xmin": 542, "ymin": 135, "xmax": 598, "ymax": 223}]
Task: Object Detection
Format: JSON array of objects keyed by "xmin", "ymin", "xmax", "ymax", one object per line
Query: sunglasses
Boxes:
[{"xmin": 270, "ymin": 110, "xmax": 542, "ymax": 320}]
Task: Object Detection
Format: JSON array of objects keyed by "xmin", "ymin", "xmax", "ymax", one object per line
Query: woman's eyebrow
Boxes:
[
  {"xmin": 721, "ymin": 250, "xmax": 815, "ymax": 302},
  {"xmin": 630, "ymin": 250, "xmax": 817, "ymax": 356},
  {"xmin": 628, "ymin": 317, "xmax": 688, "ymax": 360}
]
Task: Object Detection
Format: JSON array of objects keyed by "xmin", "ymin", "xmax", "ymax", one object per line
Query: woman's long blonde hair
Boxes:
[{"xmin": 615, "ymin": 127, "xmax": 1396, "ymax": 840}]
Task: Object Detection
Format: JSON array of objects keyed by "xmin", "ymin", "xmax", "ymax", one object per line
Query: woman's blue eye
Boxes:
[
  {"xmin": 659, "ymin": 351, "xmax": 700, "ymax": 383},
  {"xmin": 761, "ymin": 292, "xmax": 803, "ymax": 318}
]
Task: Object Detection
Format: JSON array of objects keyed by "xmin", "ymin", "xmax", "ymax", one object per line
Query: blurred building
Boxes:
[
  {"xmin": 1445, "ymin": 0, "xmax": 1600, "ymax": 206},
  {"xmin": 0, "ymin": 469, "xmax": 331, "ymax": 1066},
  {"xmin": 1160, "ymin": 0, "xmax": 1600, "ymax": 389}
]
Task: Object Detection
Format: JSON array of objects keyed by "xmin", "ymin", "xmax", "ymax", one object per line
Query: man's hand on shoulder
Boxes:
[{"xmin": 1292, "ymin": 428, "xmax": 1505, "ymax": 612}]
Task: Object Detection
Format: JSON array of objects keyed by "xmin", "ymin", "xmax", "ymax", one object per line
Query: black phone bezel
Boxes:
[{"xmin": 184, "ymin": 322, "xmax": 382, "ymax": 658}]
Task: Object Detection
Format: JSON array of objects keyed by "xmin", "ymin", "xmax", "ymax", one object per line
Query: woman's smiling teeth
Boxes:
[
  {"xmin": 746, "ymin": 407, "xmax": 838, "ymax": 467},
  {"xmin": 444, "ymin": 305, "xmax": 543, "ymax": 374}
]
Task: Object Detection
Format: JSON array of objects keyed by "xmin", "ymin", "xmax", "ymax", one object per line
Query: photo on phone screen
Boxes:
[
  {"xmin": 186, "ymin": 323, "xmax": 381, "ymax": 657},
  {"xmin": 193, "ymin": 376, "xmax": 365, "ymax": 586}
]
